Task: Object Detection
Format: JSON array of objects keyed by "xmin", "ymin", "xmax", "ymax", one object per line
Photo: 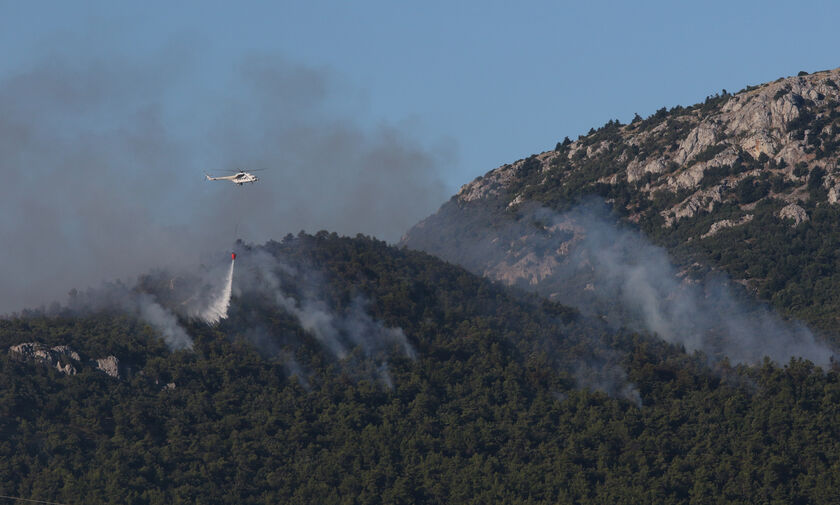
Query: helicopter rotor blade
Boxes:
[{"xmin": 216, "ymin": 168, "xmax": 269, "ymax": 173}]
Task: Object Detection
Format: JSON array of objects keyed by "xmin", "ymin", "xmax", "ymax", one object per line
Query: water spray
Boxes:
[{"xmin": 200, "ymin": 253, "xmax": 235, "ymax": 324}]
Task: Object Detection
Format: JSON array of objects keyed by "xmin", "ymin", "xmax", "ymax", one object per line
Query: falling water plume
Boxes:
[{"xmin": 201, "ymin": 257, "xmax": 235, "ymax": 324}]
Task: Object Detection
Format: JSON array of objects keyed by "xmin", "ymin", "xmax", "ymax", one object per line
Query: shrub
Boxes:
[{"xmin": 735, "ymin": 176, "xmax": 770, "ymax": 204}]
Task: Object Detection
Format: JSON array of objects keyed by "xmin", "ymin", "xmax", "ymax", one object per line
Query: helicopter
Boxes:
[{"xmin": 205, "ymin": 169, "xmax": 265, "ymax": 186}]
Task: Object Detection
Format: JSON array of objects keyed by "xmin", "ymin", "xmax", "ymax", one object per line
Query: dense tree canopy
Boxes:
[{"xmin": 2, "ymin": 234, "xmax": 839, "ymax": 504}]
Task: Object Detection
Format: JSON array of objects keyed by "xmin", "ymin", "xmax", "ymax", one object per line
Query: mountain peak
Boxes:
[
  {"xmin": 404, "ymin": 67, "xmax": 840, "ymax": 335},
  {"xmin": 453, "ymin": 68, "xmax": 840, "ymax": 223}
]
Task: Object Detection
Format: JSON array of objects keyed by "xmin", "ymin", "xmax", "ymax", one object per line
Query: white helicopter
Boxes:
[{"xmin": 205, "ymin": 169, "xmax": 265, "ymax": 186}]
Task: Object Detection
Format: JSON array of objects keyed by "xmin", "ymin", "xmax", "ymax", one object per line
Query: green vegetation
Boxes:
[
  {"xmin": 2, "ymin": 234, "xmax": 840, "ymax": 504},
  {"xmin": 8, "ymin": 71, "xmax": 840, "ymax": 504},
  {"xmin": 688, "ymin": 204, "xmax": 840, "ymax": 328},
  {"xmin": 486, "ymin": 77, "xmax": 840, "ymax": 338},
  {"xmin": 734, "ymin": 176, "xmax": 771, "ymax": 204}
]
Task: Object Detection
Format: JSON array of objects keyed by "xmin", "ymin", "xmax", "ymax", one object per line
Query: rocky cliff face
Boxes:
[{"xmin": 403, "ymin": 68, "xmax": 840, "ymax": 336}]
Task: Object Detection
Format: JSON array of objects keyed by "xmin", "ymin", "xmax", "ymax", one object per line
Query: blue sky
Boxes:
[
  {"xmin": 4, "ymin": 0, "xmax": 838, "ymax": 191},
  {"xmin": 1, "ymin": 0, "xmax": 839, "ymax": 311}
]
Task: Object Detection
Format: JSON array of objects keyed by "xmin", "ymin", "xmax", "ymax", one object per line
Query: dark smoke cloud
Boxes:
[{"xmin": 0, "ymin": 49, "xmax": 449, "ymax": 314}]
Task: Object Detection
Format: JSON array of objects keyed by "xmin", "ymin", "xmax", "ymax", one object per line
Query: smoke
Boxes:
[
  {"xmin": 134, "ymin": 295, "xmax": 193, "ymax": 351},
  {"xmin": 62, "ymin": 282, "xmax": 193, "ymax": 351},
  {"xmin": 233, "ymin": 247, "xmax": 416, "ymax": 386},
  {"xmin": 278, "ymin": 350, "xmax": 312, "ymax": 391},
  {"xmin": 281, "ymin": 295, "xmax": 349, "ymax": 359},
  {"xmin": 404, "ymin": 199, "xmax": 836, "ymax": 367},
  {"xmin": 16, "ymin": 252, "xmax": 240, "ymax": 351},
  {"xmin": 0, "ymin": 47, "xmax": 450, "ymax": 314},
  {"xmin": 29, "ymin": 240, "xmax": 414, "ymax": 370},
  {"xmin": 574, "ymin": 360, "xmax": 642, "ymax": 407},
  {"xmin": 538, "ymin": 203, "xmax": 833, "ymax": 366}
]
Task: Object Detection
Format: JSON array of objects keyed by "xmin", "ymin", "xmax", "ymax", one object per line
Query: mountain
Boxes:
[
  {"xmin": 403, "ymin": 68, "xmax": 840, "ymax": 338},
  {"xmin": 6, "ymin": 68, "xmax": 840, "ymax": 504},
  {"xmin": 4, "ymin": 233, "xmax": 840, "ymax": 504}
]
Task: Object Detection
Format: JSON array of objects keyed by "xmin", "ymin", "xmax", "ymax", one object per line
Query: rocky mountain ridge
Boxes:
[
  {"xmin": 403, "ymin": 67, "xmax": 840, "ymax": 335},
  {"xmin": 457, "ymin": 68, "xmax": 840, "ymax": 229}
]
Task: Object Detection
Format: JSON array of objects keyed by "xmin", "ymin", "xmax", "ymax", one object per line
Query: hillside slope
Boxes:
[
  {"xmin": 4, "ymin": 233, "xmax": 840, "ymax": 504},
  {"xmin": 404, "ymin": 68, "xmax": 840, "ymax": 336}
]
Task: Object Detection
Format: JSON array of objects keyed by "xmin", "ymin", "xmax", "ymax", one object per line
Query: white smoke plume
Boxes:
[
  {"xmin": 280, "ymin": 294, "xmax": 349, "ymax": 359},
  {"xmin": 404, "ymin": 199, "xmax": 836, "ymax": 368},
  {"xmin": 537, "ymin": 203, "xmax": 834, "ymax": 367},
  {"xmin": 233, "ymin": 247, "xmax": 416, "ymax": 386},
  {"xmin": 62, "ymin": 282, "xmax": 193, "ymax": 351},
  {"xmin": 134, "ymin": 295, "xmax": 194, "ymax": 351}
]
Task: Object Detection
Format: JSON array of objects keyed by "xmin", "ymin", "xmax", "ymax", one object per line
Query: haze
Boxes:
[
  {"xmin": 0, "ymin": 52, "xmax": 448, "ymax": 313},
  {"xmin": 3, "ymin": 1, "xmax": 840, "ymax": 312}
]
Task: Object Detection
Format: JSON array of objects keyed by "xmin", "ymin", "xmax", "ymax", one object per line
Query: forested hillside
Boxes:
[
  {"xmin": 3, "ymin": 234, "xmax": 840, "ymax": 504},
  {"xmin": 403, "ymin": 68, "xmax": 840, "ymax": 336}
]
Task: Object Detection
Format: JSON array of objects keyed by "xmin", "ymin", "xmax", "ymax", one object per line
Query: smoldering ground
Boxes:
[
  {"xmin": 0, "ymin": 48, "xmax": 449, "ymax": 315},
  {"xmin": 403, "ymin": 199, "xmax": 836, "ymax": 368}
]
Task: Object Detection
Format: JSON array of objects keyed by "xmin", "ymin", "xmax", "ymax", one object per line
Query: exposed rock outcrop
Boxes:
[
  {"xmin": 96, "ymin": 356, "xmax": 121, "ymax": 379},
  {"xmin": 9, "ymin": 343, "xmax": 81, "ymax": 375},
  {"xmin": 9, "ymin": 342, "xmax": 123, "ymax": 379},
  {"xmin": 664, "ymin": 186, "xmax": 725, "ymax": 226},
  {"xmin": 627, "ymin": 158, "xmax": 668, "ymax": 183},
  {"xmin": 674, "ymin": 122, "xmax": 719, "ymax": 165},
  {"xmin": 701, "ymin": 214, "xmax": 754, "ymax": 238},
  {"xmin": 830, "ymin": 185, "xmax": 840, "ymax": 204},
  {"xmin": 779, "ymin": 203, "xmax": 809, "ymax": 226}
]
